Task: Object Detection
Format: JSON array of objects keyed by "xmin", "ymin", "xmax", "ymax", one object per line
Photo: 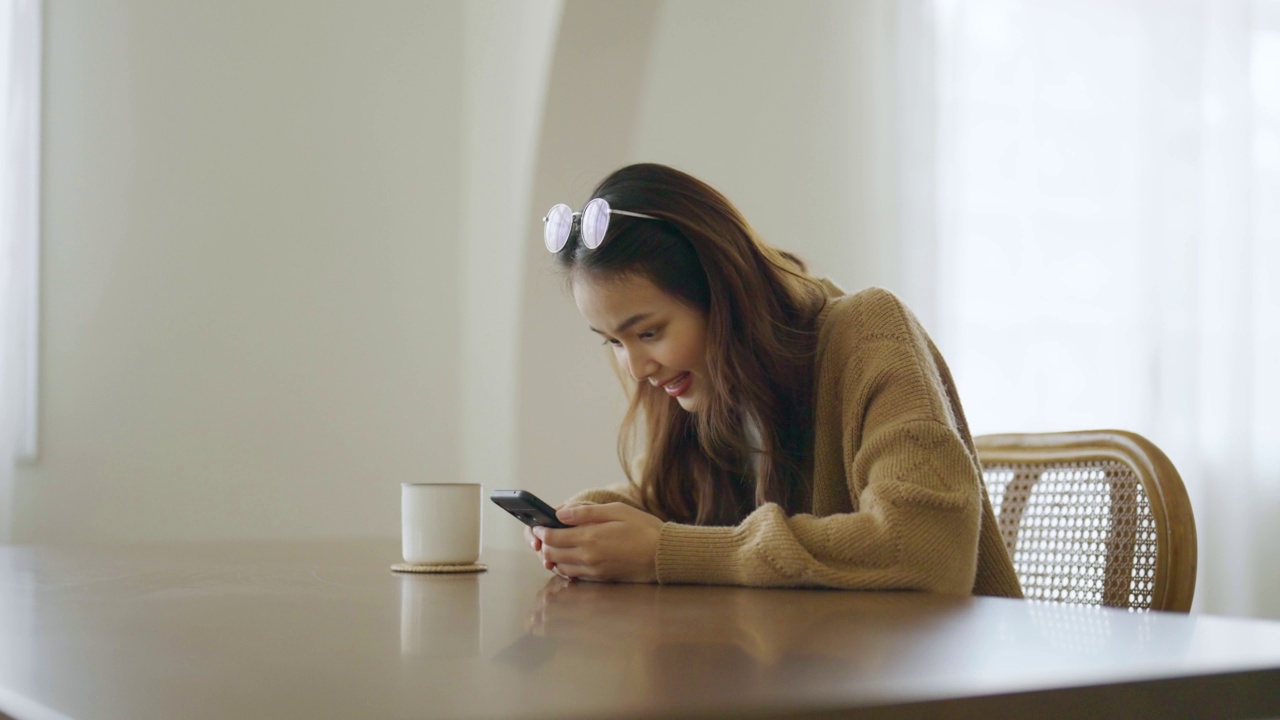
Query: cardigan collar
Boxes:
[{"xmin": 814, "ymin": 276, "xmax": 846, "ymax": 329}]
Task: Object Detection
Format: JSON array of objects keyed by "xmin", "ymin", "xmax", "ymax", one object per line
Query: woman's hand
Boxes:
[
  {"xmin": 523, "ymin": 501, "xmax": 586, "ymax": 578},
  {"xmin": 532, "ymin": 503, "xmax": 664, "ymax": 583},
  {"xmin": 523, "ymin": 523, "xmax": 543, "ymax": 553}
]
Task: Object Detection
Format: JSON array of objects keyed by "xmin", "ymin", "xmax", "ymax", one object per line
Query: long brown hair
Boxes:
[{"xmin": 555, "ymin": 164, "xmax": 829, "ymax": 525}]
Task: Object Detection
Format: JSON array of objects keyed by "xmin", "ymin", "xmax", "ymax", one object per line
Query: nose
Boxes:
[{"xmin": 622, "ymin": 345, "xmax": 659, "ymax": 383}]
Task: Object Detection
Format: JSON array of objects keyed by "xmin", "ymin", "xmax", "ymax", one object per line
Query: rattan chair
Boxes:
[{"xmin": 975, "ymin": 430, "xmax": 1197, "ymax": 612}]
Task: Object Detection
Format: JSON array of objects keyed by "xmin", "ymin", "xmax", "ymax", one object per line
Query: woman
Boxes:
[{"xmin": 527, "ymin": 163, "xmax": 1022, "ymax": 597}]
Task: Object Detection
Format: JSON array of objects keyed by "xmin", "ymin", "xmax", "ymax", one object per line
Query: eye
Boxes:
[{"xmin": 601, "ymin": 338, "xmax": 622, "ymax": 347}]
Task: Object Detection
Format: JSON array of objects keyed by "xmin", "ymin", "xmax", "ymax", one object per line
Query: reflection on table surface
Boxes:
[{"xmin": 1, "ymin": 540, "xmax": 1278, "ymax": 720}]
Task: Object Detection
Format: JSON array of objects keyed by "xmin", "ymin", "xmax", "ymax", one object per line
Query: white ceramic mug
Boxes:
[{"xmin": 401, "ymin": 482, "xmax": 482, "ymax": 565}]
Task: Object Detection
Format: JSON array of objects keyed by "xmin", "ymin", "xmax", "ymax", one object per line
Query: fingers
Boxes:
[
  {"xmin": 541, "ymin": 543, "xmax": 618, "ymax": 581},
  {"xmin": 550, "ymin": 563, "xmax": 604, "ymax": 581},
  {"xmin": 536, "ymin": 545, "xmax": 575, "ymax": 580},
  {"xmin": 532, "ymin": 525, "xmax": 584, "ymax": 549},
  {"xmin": 529, "ymin": 530, "xmax": 573, "ymax": 580},
  {"xmin": 541, "ymin": 543, "xmax": 593, "ymax": 570},
  {"xmin": 533, "ymin": 503, "xmax": 655, "ymax": 582},
  {"xmin": 539, "ymin": 550, "xmax": 572, "ymax": 580},
  {"xmin": 556, "ymin": 502, "xmax": 630, "ymax": 526},
  {"xmin": 524, "ymin": 524, "xmax": 542, "ymax": 551}
]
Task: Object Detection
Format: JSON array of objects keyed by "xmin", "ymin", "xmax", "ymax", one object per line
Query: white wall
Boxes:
[
  {"xmin": 459, "ymin": 0, "xmax": 564, "ymax": 553},
  {"xmin": 632, "ymin": 1, "xmax": 899, "ymax": 290},
  {"xmin": 15, "ymin": 0, "xmax": 464, "ymax": 541},
  {"xmin": 12, "ymin": 1, "xmax": 897, "ymax": 548}
]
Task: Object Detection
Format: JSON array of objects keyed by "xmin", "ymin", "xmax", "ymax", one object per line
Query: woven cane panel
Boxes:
[{"xmin": 982, "ymin": 461, "xmax": 1158, "ymax": 610}]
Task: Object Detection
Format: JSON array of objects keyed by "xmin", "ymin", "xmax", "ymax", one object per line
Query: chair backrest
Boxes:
[{"xmin": 974, "ymin": 430, "xmax": 1197, "ymax": 612}]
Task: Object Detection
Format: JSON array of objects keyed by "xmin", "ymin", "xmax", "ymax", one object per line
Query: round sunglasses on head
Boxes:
[{"xmin": 543, "ymin": 198, "xmax": 660, "ymax": 253}]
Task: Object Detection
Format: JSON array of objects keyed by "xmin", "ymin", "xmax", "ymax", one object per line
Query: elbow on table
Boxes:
[
  {"xmin": 897, "ymin": 532, "xmax": 981, "ymax": 596},
  {"xmin": 912, "ymin": 565, "xmax": 978, "ymax": 595}
]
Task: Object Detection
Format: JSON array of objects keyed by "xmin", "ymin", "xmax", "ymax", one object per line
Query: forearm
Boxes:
[
  {"xmin": 564, "ymin": 481, "xmax": 644, "ymax": 511},
  {"xmin": 656, "ymin": 421, "xmax": 984, "ymax": 593},
  {"xmin": 655, "ymin": 500, "xmax": 978, "ymax": 593}
]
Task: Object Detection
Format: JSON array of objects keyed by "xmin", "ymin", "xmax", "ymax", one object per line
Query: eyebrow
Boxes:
[{"xmin": 589, "ymin": 312, "xmax": 655, "ymax": 336}]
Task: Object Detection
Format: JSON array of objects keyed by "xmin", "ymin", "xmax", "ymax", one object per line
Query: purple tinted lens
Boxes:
[
  {"xmin": 544, "ymin": 204, "xmax": 573, "ymax": 253},
  {"xmin": 581, "ymin": 198, "xmax": 610, "ymax": 249}
]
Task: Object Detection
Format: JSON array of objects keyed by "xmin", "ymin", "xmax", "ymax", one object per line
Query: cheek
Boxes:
[
  {"xmin": 692, "ymin": 329, "xmax": 710, "ymax": 372},
  {"xmin": 684, "ymin": 339, "xmax": 709, "ymax": 375},
  {"xmin": 689, "ymin": 343, "xmax": 705, "ymax": 372}
]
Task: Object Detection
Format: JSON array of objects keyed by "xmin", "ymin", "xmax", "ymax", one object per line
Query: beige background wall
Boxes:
[
  {"xmin": 17, "ymin": 0, "xmax": 465, "ymax": 541},
  {"xmin": 632, "ymin": 1, "xmax": 898, "ymax": 291},
  {"xmin": 11, "ymin": 1, "xmax": 898, "ymax": 551}
]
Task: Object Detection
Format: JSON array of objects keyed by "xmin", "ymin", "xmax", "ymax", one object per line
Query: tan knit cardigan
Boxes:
[{"xmin": 567, "ymin": 285, "xmax": 1024, "ymax": 598}]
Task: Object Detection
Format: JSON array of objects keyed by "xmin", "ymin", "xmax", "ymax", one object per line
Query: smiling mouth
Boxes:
[{"xmin": 661, "ymin": 372, "xmax": 692, "ymax": 397}]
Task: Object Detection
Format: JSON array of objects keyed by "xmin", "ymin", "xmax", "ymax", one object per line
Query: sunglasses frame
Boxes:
[{"xmin": 543, "ymin": 198, "xmax": 660, "ymax": 253}]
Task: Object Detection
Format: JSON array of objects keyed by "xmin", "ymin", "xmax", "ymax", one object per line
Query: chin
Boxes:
[{"xmin": 675, "ymin": 394, "xmax": 699, "ymax": 412}]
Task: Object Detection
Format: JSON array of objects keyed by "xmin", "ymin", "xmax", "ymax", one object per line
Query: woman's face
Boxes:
[{"xmin": 573, "ymin": 273, "xmax": 710, "ymax": 413}]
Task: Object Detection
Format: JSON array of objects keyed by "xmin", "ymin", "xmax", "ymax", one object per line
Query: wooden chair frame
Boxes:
[{"xmin": 975, "ymin": 430, "xmax": 1198, "ymax": 612}]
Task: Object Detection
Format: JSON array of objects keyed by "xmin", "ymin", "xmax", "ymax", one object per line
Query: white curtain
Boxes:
[
  {"xmin": 0, "ymin": 0, "xmax": 42, "ymax": 543},
  {"xmin": 902, "ymin": 0, "xmax": 1280, "ymax": 618}
]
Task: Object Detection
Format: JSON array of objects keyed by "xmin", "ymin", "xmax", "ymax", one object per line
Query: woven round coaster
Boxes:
[{"xmin": 390, "ymin": 562, "xmax": 488, "ymax": 574}]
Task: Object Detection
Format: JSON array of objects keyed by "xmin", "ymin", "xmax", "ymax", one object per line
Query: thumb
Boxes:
[{"xmin": 557, "ymin": 502, "xmax": 627, "ymax": 525}]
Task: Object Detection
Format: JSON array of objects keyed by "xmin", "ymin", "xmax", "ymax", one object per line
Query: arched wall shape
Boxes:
[
  {"xmin": 508, "ymin": 1, "xmax": 663, "ymax": 550},
  {"xmin": 627, "ymin": 1, "xmax": 902, "ymax": 313},
  {"xmin": 456, "ymin": 0, "xmax": 566, "ymax": 552}
]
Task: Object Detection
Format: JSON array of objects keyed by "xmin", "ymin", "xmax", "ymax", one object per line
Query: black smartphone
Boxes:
[{"xmin": 489, "ymin": 489, "xmax": 572, "ymax": 529}]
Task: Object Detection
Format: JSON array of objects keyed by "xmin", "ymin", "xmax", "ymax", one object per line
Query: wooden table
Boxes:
[{"xmin": 0, "ymin": 540, "xmax": 1277, "ymax": 720}]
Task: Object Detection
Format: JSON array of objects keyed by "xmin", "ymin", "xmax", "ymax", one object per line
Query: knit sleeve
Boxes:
[
  {"xmin": 655, "ymin": 422, "xmax": 981, "ymax": 593},
  {"xmin": 564, "ymin": 481, "xmax": 645, "ymax": 510},
  {"xmin": 654, "ymin": 291, "xmax": 984, "ymax": 594}
]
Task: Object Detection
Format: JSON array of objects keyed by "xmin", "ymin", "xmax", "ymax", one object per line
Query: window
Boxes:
[
  {"xmin": 906, "ymin": 0, "xmax": 1280, "ymax": 616},
  {"xmin": 1, "ymin": 0, "xmax": 42, "ymax": 474}
]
